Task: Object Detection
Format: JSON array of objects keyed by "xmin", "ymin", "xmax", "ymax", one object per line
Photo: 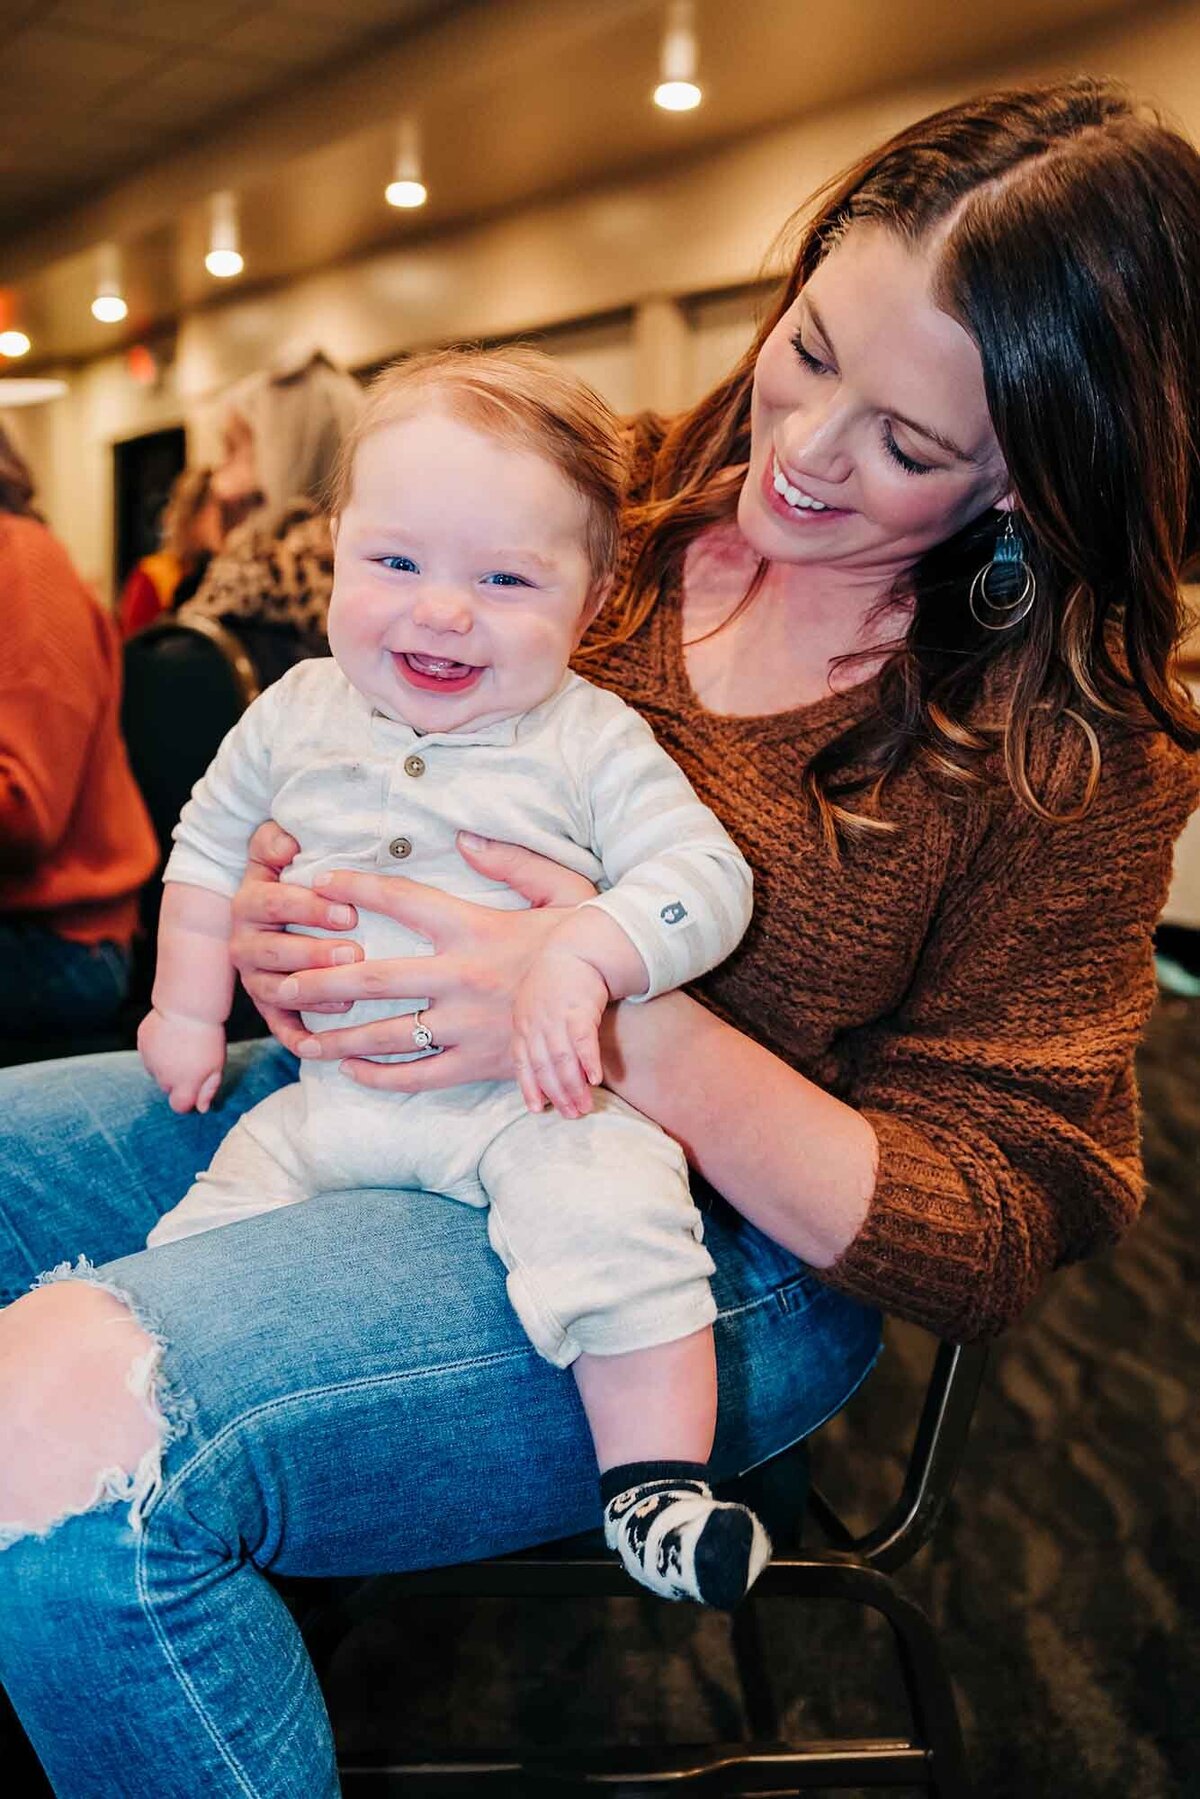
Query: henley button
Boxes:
[
  {"xmin": 388, "ymin": 836, "xmax": 413, "ymax": 859},
  {"xmin": 404, "ymin": 754, "xmax": 426, "ymax": 778}
]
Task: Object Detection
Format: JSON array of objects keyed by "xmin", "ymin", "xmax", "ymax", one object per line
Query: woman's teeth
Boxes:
[{"xmin": 773, "ymin": 460, "xmax": 828, "ymax": 511}]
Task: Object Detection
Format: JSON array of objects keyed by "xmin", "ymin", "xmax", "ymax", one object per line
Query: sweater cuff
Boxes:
[{"xmin": 822, "ymin": 1110, "xmax": 995, "ymax": 1342}]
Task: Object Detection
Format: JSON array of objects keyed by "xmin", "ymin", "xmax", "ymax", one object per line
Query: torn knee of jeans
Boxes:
[{"xmin": 0, "ymin": 1257, "xmax": 193, "ymax": 1553}]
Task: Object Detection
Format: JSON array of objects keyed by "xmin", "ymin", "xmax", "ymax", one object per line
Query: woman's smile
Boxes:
[{"xmin": 763, "ymin": 453, "xmax": 852, "ymax": 523}]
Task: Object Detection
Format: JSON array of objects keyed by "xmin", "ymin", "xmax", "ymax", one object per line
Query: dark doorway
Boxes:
[{"xmin": 113, "ymin": 426, "xmax": 186, "ymax": 591}]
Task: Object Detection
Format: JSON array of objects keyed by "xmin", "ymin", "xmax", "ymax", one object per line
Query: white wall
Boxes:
[{"xmin": 17, "ymin": 0, "xmax": 1200, "ymax": 602}]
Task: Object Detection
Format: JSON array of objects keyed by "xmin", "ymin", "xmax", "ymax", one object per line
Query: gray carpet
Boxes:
[{"xmin": 327, "ymin": 990, "xmax": 1199, "ymax": 1798}]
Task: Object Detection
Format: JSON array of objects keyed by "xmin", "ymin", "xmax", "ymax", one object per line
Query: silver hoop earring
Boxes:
[{"xmin": 969, "ymin": 515, "xmax": 1037, "ymax": 631}]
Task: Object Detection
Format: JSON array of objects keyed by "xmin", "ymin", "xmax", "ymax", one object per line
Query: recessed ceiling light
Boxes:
[{"xmin": 654, "ymin": 1, "xmax": 702, "ymax": 113}]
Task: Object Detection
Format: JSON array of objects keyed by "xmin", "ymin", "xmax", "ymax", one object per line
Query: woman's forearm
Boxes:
[{"xmin": 600, "ymin": 990, "xmax": 877, "ymax": 1268}]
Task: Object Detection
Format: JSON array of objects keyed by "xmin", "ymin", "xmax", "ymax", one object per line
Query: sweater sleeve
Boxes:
[
  {"xmin": 0, "ymin": 531, "xmax": 105, "ymax": 875},
  {"xmin": 824, "ymin": 721, "xmax": 1200, "ymax": 1342}
]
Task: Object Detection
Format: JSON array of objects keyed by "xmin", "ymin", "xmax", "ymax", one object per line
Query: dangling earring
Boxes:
[{"xmin": 969, "ymin": 514, "xmax": 1037, "ymax": 630}]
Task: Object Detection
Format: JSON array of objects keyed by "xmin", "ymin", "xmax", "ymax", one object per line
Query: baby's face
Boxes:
[{"xmin": 328, "ymin": 407, "xmax": 597, "ymax": 733}]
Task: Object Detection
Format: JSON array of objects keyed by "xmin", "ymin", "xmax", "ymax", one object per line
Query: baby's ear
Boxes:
[{"xmin": 579, "ymin": 572, "xmax": 614, "ymax": 636}]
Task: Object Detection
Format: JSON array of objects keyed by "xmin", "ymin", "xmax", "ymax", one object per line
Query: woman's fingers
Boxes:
[
  {"xmin": 249, "ymin": 999, "xmax": 311, "ymax": 1056},
  {"xmin": 455, "ymin": 833, "xmax": 598, "ymax": 907},
  {"xmin": 339, "ymin": 1048, "xmax": 473, "ymax": 1092},
  {"xmin": 294, "ymin": 1008, "xmax": 440, "ymax": 1060},
  {"xmin": 276, "ymin": 953, "xmax": 444, "ymax": 1011},
  {"xmin": 314, "ymin": 869, "xmax": 472, "ymax": 940},
  {"xmin": 236, "ymin": 928, "xmax": 363, "ymax": 975},
  {"xmin": 232, "ymin": 881, "xmax": 356, "ymax": 932}
]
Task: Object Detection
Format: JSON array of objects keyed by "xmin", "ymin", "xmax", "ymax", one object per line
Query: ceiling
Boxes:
[{"xmin": 0, "ymin": 0, "xmax": 1157, "ymax": 369}]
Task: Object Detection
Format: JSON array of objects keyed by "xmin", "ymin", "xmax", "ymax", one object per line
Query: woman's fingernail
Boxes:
[
  {"xmin": 330, "ymin": 945, "xmax": 357, "ymax": 964},
  {"xmin": 278, "ymin": 977, "xmax": 299, "ymax": 1000},
  {"xmin": 328, "ymin": 905, "xmax": 355, "ymax": 927},
  {"xmin": 296, "ymin": 1037, "xmax": 322, "ymax": 1058},
  {"xmin": 458, "ymin": 831, "xmax": 489, "ymax": 850}
]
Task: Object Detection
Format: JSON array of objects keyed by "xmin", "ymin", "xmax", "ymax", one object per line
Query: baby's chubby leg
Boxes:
[
  {"xmin": 479, "ymin": 1092, "xmax": 770, "ymax": 1609},
  {"xmin": 147, "ymin": 1084, "xmax": 313, "ymax": 1247},
  {"xmin": 573, "ymin": 1327, "xmax": 718, "ymax": 1469}
]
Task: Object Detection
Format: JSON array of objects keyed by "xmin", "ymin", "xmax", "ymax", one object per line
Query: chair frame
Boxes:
[{"xmin": 302, "ymin": 1338, "xmax": 988, "ymax": 1797}]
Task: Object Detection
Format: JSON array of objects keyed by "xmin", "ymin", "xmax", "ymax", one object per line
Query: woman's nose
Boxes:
[
  {"xmin": 411, "ymin": 587, "xmax": 473, "ymax": 634},
  {"xmin": 779, "ymin": 401, "xmax": 853, "ymax": 488}
]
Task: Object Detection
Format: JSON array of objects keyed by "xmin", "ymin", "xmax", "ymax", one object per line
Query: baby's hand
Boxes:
[
  {"xmin": 512, "ymin": 948, "xmax": 609, "ymax": 1120},
  {"xmin": 138, "ymin": 1008, "xmax": 226, "ymax": 1115}
]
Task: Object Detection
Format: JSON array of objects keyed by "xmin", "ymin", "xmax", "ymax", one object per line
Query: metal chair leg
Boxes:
[{"xmin": 728, "ymin": 1597, "xmax": 780, "ymax": 1742}]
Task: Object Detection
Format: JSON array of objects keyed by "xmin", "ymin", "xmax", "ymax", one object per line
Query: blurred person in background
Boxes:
[
  {"xmin": 117, "ymin": 464, "xmax": 225, "ymax": 639},
  {"xmin": 179, "ymin": 347, "xmax": 363, "ymax": 687},
  {"xmin": 0, "ymin": 424, "xmax": 157, "ymax": 1043}
]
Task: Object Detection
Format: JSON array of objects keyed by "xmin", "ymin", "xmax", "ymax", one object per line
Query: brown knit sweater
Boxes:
[{"xmin": 584, "ymin": 449, "xmax": 1200, "ymax": 1343}]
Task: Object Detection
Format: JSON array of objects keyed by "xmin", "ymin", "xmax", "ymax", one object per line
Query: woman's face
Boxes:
[{"xmin": 739, "ymin": 224, "xmax": 1011, "ymax": 579}]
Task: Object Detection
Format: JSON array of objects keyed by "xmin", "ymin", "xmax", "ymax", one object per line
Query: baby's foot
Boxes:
[{"xmin": 602, "ymin": 1470, "xmax": 771, "ymax": 1610}]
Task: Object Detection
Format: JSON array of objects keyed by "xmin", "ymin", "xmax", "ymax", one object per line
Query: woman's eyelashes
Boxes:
[
  {"xmin": 789, "ymin": 329, "xmax": 937, "ymax": 477},
  {"xmin": 790, "ymin": 330, "xmax": 830, "ymax": 376},
  {"xmin": 881, "ymin": 426, "xmax": 935, "ymax": 477}
]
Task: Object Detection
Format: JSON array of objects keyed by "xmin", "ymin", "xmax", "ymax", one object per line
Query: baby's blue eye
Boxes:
[
  {"xmin": 482, "ymin": 572, "xmax": 532, "ymax": 588},
  {"xmin": 377, "ymin": 554, "xmax": 419, "ymax": 573}
]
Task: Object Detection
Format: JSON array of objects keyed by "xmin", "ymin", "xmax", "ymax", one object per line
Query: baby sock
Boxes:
[{"xmin": 601, "ymin": 1460, "xmax": 772, "ymax": 1611}]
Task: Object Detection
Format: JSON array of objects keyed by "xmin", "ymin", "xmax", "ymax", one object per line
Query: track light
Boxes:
[
  {"xmin": 654, "ymin": 0, "xmax": 702, "ymax": 112},
  {"xmin": 0, "ymin": 330, "xmax": 31, "ymax": 357},
  {"xmin": 205, "ymin": 192, "xmax": 244, "ymax": 279},
  {"xmin": 386, "ymin": 118, "xmax": 427, "ymax": 209},
  {"xmin": 91, "ymin": 244, "xmax": 128, "ymax": 323}
]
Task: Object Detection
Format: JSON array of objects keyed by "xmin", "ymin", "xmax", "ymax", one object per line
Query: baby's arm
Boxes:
[
  {"xmin": 138, "ymin": 669, "xmax": 292, "ymax": 1112},
  {"xmin": 512, "ymin": 697, "xmax": 754, "ymax": 1118},
  {"xmin": 138, "ymin": 883, "xmax": 234, "ymax": 1113}
]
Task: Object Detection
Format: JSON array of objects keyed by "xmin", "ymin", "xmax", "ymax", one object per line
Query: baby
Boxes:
[{"xmin": 140, "ymin": 346, "xmax": 770, "ymax": 1610}]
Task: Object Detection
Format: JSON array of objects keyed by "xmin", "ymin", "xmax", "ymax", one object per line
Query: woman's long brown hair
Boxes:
[{"xmin": 581, "ymin": 79, "xmax": 1200, "ymax": 847}]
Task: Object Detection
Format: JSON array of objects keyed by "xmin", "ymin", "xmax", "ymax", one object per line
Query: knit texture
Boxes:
[
  {"xmin": 0, "ymin": 515, "xmax": 157, "ymax": 944},
  {"xmin": 580, "ymin": 423, "xmax": 1200, "ymax": 1341}
]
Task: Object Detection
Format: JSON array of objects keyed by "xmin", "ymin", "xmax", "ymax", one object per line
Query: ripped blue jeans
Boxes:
[{"xmin": 0, "ymin": 1041, "xmax": 883, "ymax": 1798}]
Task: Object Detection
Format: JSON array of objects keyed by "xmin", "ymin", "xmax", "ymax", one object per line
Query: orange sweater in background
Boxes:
[{"xmin": 0, "ymin": 514, "xmax": 157, "ymax": 945}]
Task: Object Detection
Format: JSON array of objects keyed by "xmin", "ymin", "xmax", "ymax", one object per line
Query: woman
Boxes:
[
  {"xmin": 116, "ymin": 465, "xmax": 225, "ymax": 640},
  {"xmin": 178, "ymin": 346, "xmax": 364, "ymax": 688},
  {"xmin": 0, "ymin": 426, "xmax": 157, "ymax": 1043},
  {"xmin": 0, "ymin": 79, "xmax": 1197, "ymax": 1797}
]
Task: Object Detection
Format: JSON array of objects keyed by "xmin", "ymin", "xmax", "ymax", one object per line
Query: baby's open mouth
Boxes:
[{"xmin": 395, "ymin": 651, "xmax": 483, "ymax": 693}]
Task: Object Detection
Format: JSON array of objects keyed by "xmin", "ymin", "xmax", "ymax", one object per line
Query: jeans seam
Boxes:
[
  {"xmin": 127, "ymin": 1344, "xmax": 541, "ymax": 1793},
  {"xmin": 136, "ymin": 1529, "xmax": 263, "ymax": 1799}
]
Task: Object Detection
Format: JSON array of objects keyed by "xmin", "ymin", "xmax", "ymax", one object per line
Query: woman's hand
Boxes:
[
  {"xmin": 231, "ymin": 822, "xmax": 364, "ymax": 1054},
  {"xmin": 234, "ymin": 822, "xmax": 598, "ymax": 1085}
]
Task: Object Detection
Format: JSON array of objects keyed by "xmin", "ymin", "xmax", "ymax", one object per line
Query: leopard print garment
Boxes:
[{"xmin": 178, "ymin": 497, "xmax": 334, "ymax": 652}]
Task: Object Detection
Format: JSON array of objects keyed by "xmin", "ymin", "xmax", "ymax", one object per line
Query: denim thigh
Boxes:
[
  {"xmin": 0, "ymin": 1039, "xmax": 299, "ymax": 1304},
  {"xmin": 0, "ymin": 1041, "xmax": 882, "ymax": 1799}
]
